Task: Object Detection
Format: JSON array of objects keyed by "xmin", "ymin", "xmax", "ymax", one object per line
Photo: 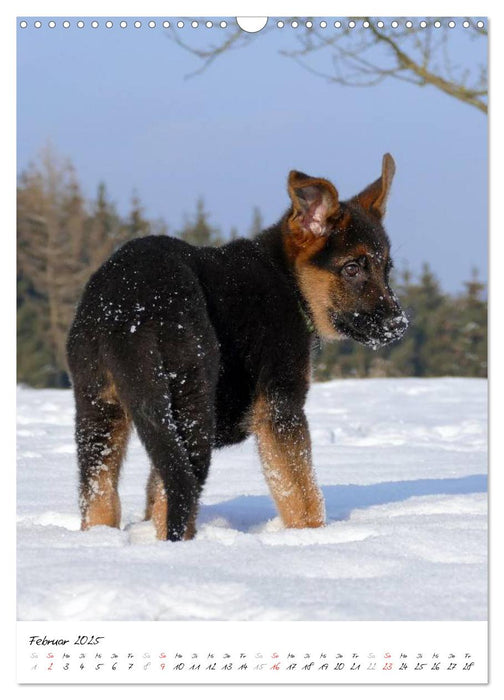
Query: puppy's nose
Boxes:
[{"xmin": 386, "ymin": 311, "xmax": 409, "ymax": 338}]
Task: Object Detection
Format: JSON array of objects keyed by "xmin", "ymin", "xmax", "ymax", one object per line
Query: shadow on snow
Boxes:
[{"xmin": 199, "ymin": 474, "xmax": 487, "ymax": 533}]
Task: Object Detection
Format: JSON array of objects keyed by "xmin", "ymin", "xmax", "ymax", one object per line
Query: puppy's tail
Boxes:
[
  {"xmin": 132, "ymin": 389, "xmax": 201, "ymax": 541},
  {"xmin": 106, "ymin": 340, "xmax": 200, "ymax": 542}
]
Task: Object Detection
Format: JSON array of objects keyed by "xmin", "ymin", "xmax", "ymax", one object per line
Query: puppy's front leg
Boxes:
[{"xmin": 252, "ymin": 394, "xmax": 325, "ymax": 529}]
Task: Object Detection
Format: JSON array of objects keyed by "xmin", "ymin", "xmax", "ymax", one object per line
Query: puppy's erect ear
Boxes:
[
  {"xmin": 287, "ymin": 170, "xmax": 340, "ymax": 244},
  {"xmin": 352, "ymin": 153, "xmax": 396, "ymax": 220}
]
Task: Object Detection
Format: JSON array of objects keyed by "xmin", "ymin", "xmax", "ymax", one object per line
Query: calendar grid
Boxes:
[{"xmin": 18, "ymin": 621, "xmax": 488, "ymax": 684}]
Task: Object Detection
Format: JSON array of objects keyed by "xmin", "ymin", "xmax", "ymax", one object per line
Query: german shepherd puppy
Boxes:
[{"xmin": 67, "ymin": 154, "xmax": 407, "ymax": 541}]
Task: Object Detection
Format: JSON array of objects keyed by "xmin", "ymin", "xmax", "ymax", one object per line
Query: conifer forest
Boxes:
[{"xmin": 17, "ymin": 150, "xmax": 487, "ymax": 388}]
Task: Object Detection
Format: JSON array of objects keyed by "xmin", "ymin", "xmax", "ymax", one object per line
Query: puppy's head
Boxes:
[{"xmin": 284, "ymin": 154, "xmax": 408, "ymax": 348}]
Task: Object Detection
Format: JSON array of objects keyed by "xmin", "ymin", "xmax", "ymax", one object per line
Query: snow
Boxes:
[{"xmin": 16, "ymin": 378, "xmax": 487, "ymax": 621}]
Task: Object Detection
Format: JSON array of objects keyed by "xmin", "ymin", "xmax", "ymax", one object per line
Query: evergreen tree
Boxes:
[
  {"xmin": 81, "ymin": 182, "xmax": 125, "ymax": 276},
  {"xmin": 178, "ymin": 198, "xmax": 222, "ymax": 246},
  {"xmin": 17, "ymin": 150, "xmax": 153, "ymax": 387},
  {"xmin": 397, "ymin": 263, "xmax": 445, "ymax": 376},
  {"xmin": 248, "ymin": 206, "xmax": 263, "ymax": 237},
  {"xmin": 17, "ymin": 273, "xmax": 55, "ymax": 387},
  {"xmin": 126, "ymin": 190, "xmax": 151, "ymax": 238},
  {"xmin": 17, "ymin": 148, "xmax": 88, "ymax": 386},
  {"xmin": 451, "ymin": 269, "xmax": 487, "ymax": 376},
  {"xmin": 150, "ymin": 217, "xmax": 169, "ymax": 237}
]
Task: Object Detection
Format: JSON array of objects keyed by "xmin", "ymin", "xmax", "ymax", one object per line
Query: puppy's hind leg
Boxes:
[{"xmin": 75, "ymin": 382, "xmax": 131, "ymax": 530}]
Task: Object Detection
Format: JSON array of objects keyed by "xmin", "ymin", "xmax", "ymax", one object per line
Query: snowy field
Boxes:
[{"xmin": 17, "ymin": 378, "xmax": 487, "ymax": 621}]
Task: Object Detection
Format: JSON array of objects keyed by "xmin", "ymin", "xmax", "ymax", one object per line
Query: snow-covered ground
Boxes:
[{"xmin": 17, "ymin": 378, "xmax": 487, "ymax": 621}]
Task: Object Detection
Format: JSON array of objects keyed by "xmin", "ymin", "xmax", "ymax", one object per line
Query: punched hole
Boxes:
[{"xmin": 236, "ymin": 17, "xmax": 268, "ymax": 33}]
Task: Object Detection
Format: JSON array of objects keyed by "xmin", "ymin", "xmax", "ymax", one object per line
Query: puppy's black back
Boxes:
[{"xmin": 67, "ymin": 231, "xmax": 311, "ymax": 539}]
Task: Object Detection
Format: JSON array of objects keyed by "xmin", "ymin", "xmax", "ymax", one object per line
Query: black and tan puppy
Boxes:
[{"xmin": 67, "ymin": 154, "xmax": 407, "ymax": 541}]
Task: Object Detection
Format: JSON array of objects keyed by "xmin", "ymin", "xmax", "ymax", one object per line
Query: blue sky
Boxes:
[{"xmin": 17, "ymin": 18, "xmax": 487, "ymax": 292}]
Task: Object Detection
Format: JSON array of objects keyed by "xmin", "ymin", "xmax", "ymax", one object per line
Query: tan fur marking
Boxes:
[
  {"xmin": 296, "ymin": 264, "xmax": 339, "ymax": 340},
  {"xmin": 144, "ymin": 467, "xmax": 156, "ymax": 521},
  {"xmin": 353, "ymin": 153, "xmax": 396, "ymax": 219},
  {"xmin": 81, "ymin": 408, "xmax": 130, "ymax": 531},
  {"xmin": 348, "ymin": 243, "xmax": 374, "ymax": 259},
  {"xmin": 282, "ymin": 218, "xmax": 328, "ymax": 265},
  {"xmin": 292, "ymin": 215, "xmax": 367, "ymax": 340},
  {"xmin": 283, "ymin": 209, "xmax": 353, "ymax": 340},
  {"xmin": 82, "ymin": 467, "xmax": 122, "ymax": 529},
  {"xmin": 145, "ymin": 468, "xmax": 198, "ymax": 540},
  {"xmin": 145, "ymin": 469, "xmax": 168, "ymax": 540},
  {"xmin": 99, "ymin": 373, "xmax": 121, "ymax": 404},
  {"xmin": 183, "ymin": 505, "xmax": 198, "ymax": 541},
  {"xmin": 251, "ymin": 395, "xmax": 325, "ymax": 529}
]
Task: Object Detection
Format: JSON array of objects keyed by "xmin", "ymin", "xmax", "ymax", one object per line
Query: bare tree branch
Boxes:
[
  {"xmin": 168, "ymin": 17, "xmax": 487, "ymax": 113},
  {"xmin": 366, "ymin": 21, "xmax": 487, "ymax": 112},
  {"xmin": 167, "ymin": 22, "xmax": 255, "ymax": 78}
]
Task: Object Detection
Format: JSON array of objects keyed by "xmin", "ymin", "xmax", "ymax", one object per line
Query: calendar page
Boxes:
[{"xmin": 15, "ymin": 1, "xmax": 489, "ymax": 688}]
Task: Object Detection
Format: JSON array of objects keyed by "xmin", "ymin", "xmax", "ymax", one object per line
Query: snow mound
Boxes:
[{"xmin": 17, "ymin": 378, "xmax": 487, "ymax": 621}]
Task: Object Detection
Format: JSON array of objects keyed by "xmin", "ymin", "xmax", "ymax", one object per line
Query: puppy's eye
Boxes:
[{"xmin": 343, "ymin": 262, "xmax": 360, "ymax": 277}]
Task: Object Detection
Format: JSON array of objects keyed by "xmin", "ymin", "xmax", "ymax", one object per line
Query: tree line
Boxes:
[{"xmin": 17, "ymin": 148, "xmax": 486, "ymax": 388}]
